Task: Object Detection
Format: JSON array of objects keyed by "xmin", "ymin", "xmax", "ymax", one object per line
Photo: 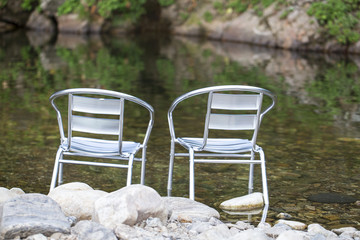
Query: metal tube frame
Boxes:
[
  {"xmin": 49, "ymin": 88, "xmax": 154, "ymax": 192},
  {"xmin": 167, "ymin": 85, "xmax": 275, "ymax": 223}
]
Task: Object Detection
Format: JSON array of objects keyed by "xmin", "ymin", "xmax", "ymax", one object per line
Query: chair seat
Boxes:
[
  {"xmin": 61, "ymin": 137, "xmax": 141, "ymax": 157},
  {"xmin": 177, "ymin": 137, "xmax": 255, "ymax": 153}
]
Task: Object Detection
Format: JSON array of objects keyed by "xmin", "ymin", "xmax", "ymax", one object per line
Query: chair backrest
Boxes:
[
  {"xmin": 50, "ymin": 88, "xmax": 154, "ymax": 155},
  {"xmin": 168, "ymin": 85, "xmax": 276, "ymax": 151}
]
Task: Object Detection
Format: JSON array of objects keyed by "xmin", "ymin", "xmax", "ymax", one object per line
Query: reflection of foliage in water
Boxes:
[
  {"xmin": 0, "ymin": 39, "xmax": 145, "ymax": 149},
  {"xmin": 308, "ymin": 61, "xmax": 360, "ymax": 115},
  {"xmin": 55, "ymin": 43, "xmax": 144, "ymax": 91}
]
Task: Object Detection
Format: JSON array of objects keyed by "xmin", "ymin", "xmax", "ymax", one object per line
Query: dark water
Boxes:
[{"xmin": 0, "ymin": 30, "xmax": 359, "ymax": 229}]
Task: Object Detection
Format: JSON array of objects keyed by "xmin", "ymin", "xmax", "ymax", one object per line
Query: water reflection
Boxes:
[{"xmin": 0, "ymin": 30, "xmax": 359, "ymax": 229}]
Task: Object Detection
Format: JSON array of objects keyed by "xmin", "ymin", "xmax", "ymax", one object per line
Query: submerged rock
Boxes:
[
  {"xmin": 219, "ymin": 192, "xmax": 264, "ymax": 211},
  {"xmin": 308, "ymin": 193, "xmax": 357, "ymax": 204}
]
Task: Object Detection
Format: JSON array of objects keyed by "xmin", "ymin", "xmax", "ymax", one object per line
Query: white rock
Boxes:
[
  {"xmin": 145, "ymin": 217, "xmax": 163, "ymax": 228},
  {"xmin": 219, "ymin": 192, "xmax": 264, "ymax": 211},
  {"xmin": 264, "ymin": 223, "xmax": 291, "ymax": 238},
  {"xmin": 310, "ymin": 233, "xmax": 327, "ymax": 240},
  {"xmin": 275, "ymin": 219, "xmax": 307, "ymax": 230},
  {"xmin": 71, "ymin": 220, "xmax": 117, "ymax": 240},
  {"xmin": 226, "ymin": 221, "xmax": 254, "ymax": 231},
  {"xmin": 230, "ymin": 229, "xmax": 270, "ymax": 240},
  {"xmin": 93, "ymin": 184, "xmax": 168, "ymax": 229},
  {"xmin": 9, "ymin": 188, "xmax": 25, "ymax": 195},
  {"xmin": 276, "ymin": 230, "xmax": 308, "ymax": 240},
  {"xmin": 332, "ymin": 227, "xmax": 358, "ymax": 235},
  {"xmin": 0, "ymin": 187, "xmax": 24, "ymax": 204},
  {"xmin": 163, "ymin": 197, "xmax": 220, "ymax": 222},
  {"xmin": 25, "ymin": 233, "xmax": 47, "ymax": 240},
  {"xmin": 196, "ymin": 224, "xmax": 233, "ymax": 240},
  {"xmin": 339, "ymin": 232, "xmax": 355, "ymax": 240},
  {"xmin": 0, "ymin": 194, "xmax": 70, "ymax": 239},
  {"xmin": 189, "ymin": 222, "xmax": 213, "ymax": 234},
  {"xmin": 48, "ymin": 182, "xmax": 107, "ymax": 220},
  {"xmin": 257, "ymin": 222, "xmax": 272, "ymax": 229},
  {"xmin": 308, "ymin": 224, "xmax": 338, "ymax": 238},
  {"xmin": 114, "ymin": 223, "xmax": 160, "ymax": 240}
]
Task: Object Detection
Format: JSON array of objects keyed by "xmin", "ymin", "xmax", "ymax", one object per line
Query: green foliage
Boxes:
[
  {"xmin": 0, "ymin": 0, "xmax": 38, "ymax": 10},
  {"xmin": 57, "ymin": 0, "xmax": 80, "ymax": 15},
  {"xmin": 158, "ymin": 0, "xmax": 174, "ymax": 7},
  {"xmin": 227, "ymin": 0, "xmax": 276, "ymax": 16},
  {"xmin": 97, "ymin": 0, "xmax": 146, "ymax": 20},
  {"xmin": 280, "ymin": 7, "xmax": 293, "ymax": 19},
  {"xmin": 21, "ymin": 0, "xmax": 38, "ymax": 10},
  {"xmin": 307, "ymin": 0, "xmax": 360, "ymax": 44},
  {"xmin": 213, "ymin": 1, "xmax": 223, "ymax": 10},
  {"xmin": 213, "ymin": 1, "xmax": 224, "ymax": 14},
  {"xmin": 228, "ymin": 0, "xmax": 248, "ymax": 13},
  {"xmin": 203, "ymin": 11, "xmax": 213, "ymax": 22},
  {"xmin": 180, "ymin": 11, "xmax": 189, "ymax": 21},
  {"xmin": 0, "ymin": 0, "xmax": 7, "ymax": 8},
  {"xmin": 57, "ymin": 0, "xmax": 146, "ymax": 21}
]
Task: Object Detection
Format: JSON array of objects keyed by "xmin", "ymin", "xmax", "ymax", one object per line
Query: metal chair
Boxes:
[
  {"xmin": 167, "ymin": 85, "xmax": 276, "ymax": 222},
  {"xmin": 49, "ymin": 88, "xmax": 154, "ymax": 191}
]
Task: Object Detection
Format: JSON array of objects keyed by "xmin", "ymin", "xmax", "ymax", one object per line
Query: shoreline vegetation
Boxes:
[{"xmin": 2, "ymin": 0, "xmax": 360, "ymax": 53}]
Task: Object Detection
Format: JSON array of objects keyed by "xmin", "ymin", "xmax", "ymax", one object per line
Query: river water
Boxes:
[{"xmin": 0, "ymin": 30, "xmax": 359, "ymax": 229}]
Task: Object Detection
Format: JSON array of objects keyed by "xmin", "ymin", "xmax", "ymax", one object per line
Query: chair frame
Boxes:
[
  {"xmin": 167, "ymin": 85, "xmax": 276, "ymax": 222},
  {"xmin": 49, "ymin": 88, "xmax": 154, "ymax": 191}
]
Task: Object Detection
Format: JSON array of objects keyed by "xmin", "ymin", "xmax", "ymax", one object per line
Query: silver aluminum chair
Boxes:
[
  {"xmin": 167, "ymin": 85, "xmax": 276, "ymax": 222},
  {"xmin": 49, "ymin": 88, "xmax": 154, "ymax": 191}
]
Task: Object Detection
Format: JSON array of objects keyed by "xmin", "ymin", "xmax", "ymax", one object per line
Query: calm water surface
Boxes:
[{"xmin": 0, "ymin": 30, "xmax": 359, "ymax": 229}]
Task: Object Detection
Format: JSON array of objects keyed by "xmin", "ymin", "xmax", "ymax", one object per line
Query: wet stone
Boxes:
[
  {"xmin": 276, "ymin": 212, "xmax": 292, "ymax": 219},
  {"xmin": 308, "ymin": 193, "xmax": 357, "ymax": 204}
]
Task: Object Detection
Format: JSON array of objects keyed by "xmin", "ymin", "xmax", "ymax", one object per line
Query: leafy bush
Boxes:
[
  {"xmin": 0, "ymin": 0, "xmax": 7, "ymax": 8},
  {"xmin": 227, "ymin": 0, "xmax": 277, "ymax": 16},
  {"xmin": 158, "ymin": 0, "xmax": 174, "ymax": 7},
  {"xmin": 0, "ymin": 0, "xmax": 38, "ymax": 10},
  {"xmin": 228, "ymin": 0, "xmax": 248, "ymax": 13},
  {"xmin": 57, "ymin": 0, "xmax": 146, "ymax": 21},
  {"xmin": 203, "ymin": 11, "xmax": 213, "ymax": 22},
  {"xmin": 307, "ymin": 0, "xmax": 360, "ymax": 44}
]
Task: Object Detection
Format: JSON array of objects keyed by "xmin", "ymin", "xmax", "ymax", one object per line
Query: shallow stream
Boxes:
[{"xmin": 0, "ymin": 31, "xmax": 359, "ymax": 228}]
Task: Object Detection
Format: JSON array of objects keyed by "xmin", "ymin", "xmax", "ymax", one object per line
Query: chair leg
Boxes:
[
  {"xmin": 248, "ymin": 151, "xmax": 255, "ymax": 194},
  {"xmin": 259, "ymin": 148, "xmax": 269, "ymax": 205},
  {"xmin": 189, "ymin": 148, "xmax": 195, "ymax": 200},
  {"xmin": 140, "ymin": 147, "xmax": 146, "ymax": 185},
  {"xmin": 248, "ymin": 163, "xmax": 254, "ymax": 194},
  {"xmin": 50, "ymin": 148, "xmax": 63, "ymax": 192},
  {"xmin": 126, "ymin": 154, "xmax": 135, "ymax": 186},
  {"xmin": 260, "ymin": 204, "xmax": 269, "ymax": 224},
  {"xmin": 167, "ymin": 141, "xmax": 175, "ymax": 196},
  {"xmin": 58, "ymin": 163, "xmax": 64, "ymax": 185}
]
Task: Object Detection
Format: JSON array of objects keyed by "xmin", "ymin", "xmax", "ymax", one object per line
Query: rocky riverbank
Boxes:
[
  {"xmin": 2, "ymin": 0, "xmax": 360, "ymax": 54},
  {"xmin": 0, "ymin": 183, "xmax": 359, "ymax": 240}
]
